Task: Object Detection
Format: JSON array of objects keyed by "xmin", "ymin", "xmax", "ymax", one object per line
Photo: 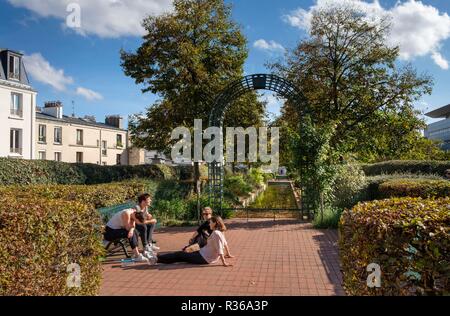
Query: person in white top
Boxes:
[
  {"xmin": 155, "ymin": 216, "xmax": 235, "ymax": 267},
  {"xmin": 104, "ymin": 208, "xmax": 154, "ymax": 263}
]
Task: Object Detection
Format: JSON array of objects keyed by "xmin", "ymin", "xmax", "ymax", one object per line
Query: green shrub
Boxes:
[
  {"xmin": 339, "ymin": 197, "xmax": 450, "ymax": 296},
  {"xmin": 0, "ymin": 196, "xmax": 104, "ymax": 296},
  {"xmin": 378, "ymin": 179, "xmax": 450, "ymax": 199},
  {"xmin": 0, "ymin": 158, "xmax": 176, "ymax": 185},
  {"xmin": 224, "ymin": 175, "xmax": 253, "ymax": 200},
  {"xmin": 313, "ymin": 207, "xmax": 342, "ymax": 229},
  {"xmin": 332, "ymin": 164, "xmax": 367, "ymax": 209},
  {"xmin": 247, "ymin": 168, "xmax": 265, "ymax": 188},
  {"xmin": 152, "ymin": 198, "xmax": 188, "ymax": 222},
  {"xmin": 0, "ymin": 180, "xmax": 156, "ymax": 209},
  {"xmin": 361, "ymin": 160, "xmax": 450, "ymax": 177}
]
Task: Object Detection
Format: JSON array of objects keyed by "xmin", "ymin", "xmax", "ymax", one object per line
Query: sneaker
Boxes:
[
  {"xmin": 143, "ymin": 250, "xmax": 155, "ymax": 260},
  {"xmin": 147, "ymin": 255, "xmax": 157, "ymax": 266},
  {"xmin": 151, "ymin": 244, "xmax": 160, "ymax": 251},
  {"xmin": 132, "ymin": 254, "xmax": 149, "ymax": 263},
  {"xmin": 145, "ymin": 245, "xmax": 156, "ymax": 253}
]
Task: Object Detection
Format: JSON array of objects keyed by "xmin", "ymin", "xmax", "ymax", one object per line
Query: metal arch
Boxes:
[{"xmin": 207, "ymin": 74, "xmax": 312, "ymax": 218}]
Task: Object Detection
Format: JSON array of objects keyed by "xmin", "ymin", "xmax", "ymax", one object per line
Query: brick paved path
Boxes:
[{"xmin": 100, "ymin": 219, "xmax": 344, "ymax": 296}]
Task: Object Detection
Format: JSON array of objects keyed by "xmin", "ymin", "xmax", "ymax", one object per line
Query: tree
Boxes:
[
  {"xmin": 270, "ymin": 3, "xmax": 433, "ymax": 160},
  {"xmin": 121, "ymin": 0, "xmax": 265, "ymax": 201}
]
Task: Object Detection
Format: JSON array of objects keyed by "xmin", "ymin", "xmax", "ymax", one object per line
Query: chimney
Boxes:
[
  {"xmin": 42, "ymin": 101, "xmax": 63, "ymax": 119},
  {"xmin": 105, "ymin": 115, "xmax": 123, "ymax": 129}
]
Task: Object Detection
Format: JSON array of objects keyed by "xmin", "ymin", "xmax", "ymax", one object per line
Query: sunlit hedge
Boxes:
[
  {"xmin": 378, "ymin": 179, "xmax": 450, "ymax": 199},
  {"xmin": 0, "ymin": 158, "xmax": 175, "ymax": 185},
  {"xmin": 339, "ymin": 197, "xmax": 450, "ymax": 296},
  {"xmin": 361, "ymin": 160, "xmax": 450, "ymax": 177},
  {"xmin": 0, "ymin": 180, "xmax": 157, "ymax": 209},
  {"xmin": 0, "ymin": 196, "xmax": 104, "ymax": 296}
]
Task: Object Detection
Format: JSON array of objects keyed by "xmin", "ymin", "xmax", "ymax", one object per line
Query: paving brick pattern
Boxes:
[{"xmin": 100, "ymin": 219, "xmax": 345, "ymax": 296}]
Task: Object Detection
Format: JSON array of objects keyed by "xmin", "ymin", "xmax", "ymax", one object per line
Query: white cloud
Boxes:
[
  {"xmin": 254, "ymin": 39, "xmax": 285, "ymax": 53},
  {"xmin": 23, "ymin": 53, "xmax": 74, "ymax": 91},
  {"xmin": 284, "ymin": 0, "xmax": 450, "ymax": 70},
  {"xmin": 7, "ymin": 0, "xmax": 173, "ymax": 38},
  {"xmin": 258, "ymin": 93, "xmax": 285, "ymax": 116},
  {"xmin": 76, "ymin": 87, "xmax": 104, "ymax": 101}
]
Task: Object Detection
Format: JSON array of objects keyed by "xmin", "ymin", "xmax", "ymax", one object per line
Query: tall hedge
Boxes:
[
  {"xmin": 0, "ymin": 196, "xmax": 104, "ymax": 296},
  {"xmin": 361, "ymin": 160, "xmax": 450, "ymax": 176},
  {"xmin": 0, "ymin": 158, "xmax": 177, "ymax": 185},
  {"xmin": 378, "ymin": 179, "xmax": 450, "ymax": 199},
  {"xmin": 339, "ymin": 197, "xmax": 450, "ymax": 296}
]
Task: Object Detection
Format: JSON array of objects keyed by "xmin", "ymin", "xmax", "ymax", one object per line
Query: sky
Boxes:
[{"xmin": 1, "ymin": 0, "xmax": 450, "ymax": 127}]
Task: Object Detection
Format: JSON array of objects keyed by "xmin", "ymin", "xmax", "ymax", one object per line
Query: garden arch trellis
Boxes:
[{"xmin": 207, "ymin": 73, "xmax": 313, "ymax": 218}]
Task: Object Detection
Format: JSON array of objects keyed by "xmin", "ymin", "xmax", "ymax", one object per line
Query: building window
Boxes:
[
  {"xmin": 76, "ymin": 152, "xmax": 83, "ymax": 163},
  {"xmin": 38, "ymin": 151, "xmax": 46, "ymax": 160},
  {"xmin": 10, "ymin": 129, "xmax": 22, "ymax": 155},
  {"xmin": 54, "ymin": 127, "xmax": 62, "ymax": 144},
  {"xmin": 102, "ymin": 140, "xmax": 107, "ymax": 156},
  {"xmin": 102, "ymin": 162, "xmax": 107, "ymax": 166},
  {"xmin": 38, "ymin": 124, "xmax": 47, "ymax": 143},
  {"xmin": 76, "ymin": 129, "xmax": 83, "ymax": 145},
  {"xmin": 54, "ymin": 152, "xmax": 62, "ymax": 162},
  {"xmin": 10, "ymin": 93, "xmax": 23, "ymax": 117},
  {"xmin": 117, "ymin": 134, "xmax": 123, "ymax": 148},
  {"xmin": 9, "ymin": 55, "xmax": 20, "ymax": 80},
  {"xmin": 116, "ymin": 154, "xmax": 122, "ymax": 165}
]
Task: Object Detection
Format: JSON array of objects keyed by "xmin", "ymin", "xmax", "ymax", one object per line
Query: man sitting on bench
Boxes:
[
  {"xmin": 135, "ymin": 193, "xmax": 160, "ymax": 253},
  {"xmin": 103, "ymin": 207, "xmax": 154, "ymax": 263}
]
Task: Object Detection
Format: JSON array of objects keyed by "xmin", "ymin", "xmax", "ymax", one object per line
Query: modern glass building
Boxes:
[{"xmin": 425, "ymin": 104, "xmax": 450, "ymax": 151}]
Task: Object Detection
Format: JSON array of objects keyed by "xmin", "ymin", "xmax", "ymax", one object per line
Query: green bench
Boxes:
[
  {"xmin": 98, "ymin": 201, "xmax": 135, "ymax": 258},
  {"xmin": 98, "ymin": 202, "xmax": 161, "ymax": 258}
]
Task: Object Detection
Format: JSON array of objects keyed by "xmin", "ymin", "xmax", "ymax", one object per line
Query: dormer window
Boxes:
[{"xmin": 9, "ymin": 55, "xmax": 20, "ymax": 81}]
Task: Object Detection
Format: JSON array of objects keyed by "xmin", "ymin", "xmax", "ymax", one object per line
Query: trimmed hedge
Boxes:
[
  {"xmin": 378, "ymin": 179, "xmax": 450, "ymax": 199},
  {"xmin": 0, "ymin": 180, "xmax": 157, "ymax": 209},
  {"xmin": 339, "ymin": 197, "xmax": 450, "ymax": 296},
  {"xmin": 0, "ymin": 196, "xmax": 104, "ymax": 296},
  {"xmin": 361, "ymin": 160, "xmax": 450, "ymax": 177},
  {"xmin": 0, "ymin": 158, "xmax": 176, "ymax": 185}
]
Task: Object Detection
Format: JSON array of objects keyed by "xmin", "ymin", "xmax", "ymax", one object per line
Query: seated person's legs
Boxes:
[{"xmin": 135, "ymin": 223, "xmax": 148, "ymax": 248}]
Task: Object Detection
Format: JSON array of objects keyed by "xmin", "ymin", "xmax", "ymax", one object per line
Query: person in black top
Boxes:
[{"xmin": 183, "ymin": 207, "xmax": 213, "ymax": 250}]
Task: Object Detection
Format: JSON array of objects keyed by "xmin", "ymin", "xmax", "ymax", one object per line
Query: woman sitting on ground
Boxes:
[
  {"xmin": 183, "ymin": 207, "xmax": 213, "ymax": 251},
  {"xmin": 154, "ymin": 216, "xmax": 235, "ymax": 267},
  {"xmin": 103, "ymin": 208, "xmax": 153, "ymax": 263}
]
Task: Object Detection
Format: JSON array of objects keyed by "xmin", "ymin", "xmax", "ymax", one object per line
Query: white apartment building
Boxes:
[
  {"xmin": 0, "ymin": 49, "xmax": 37, "ymax": 159},
  {"xmin": 36, "ymin": 101, "xmax": 129, "ymax": 165}
]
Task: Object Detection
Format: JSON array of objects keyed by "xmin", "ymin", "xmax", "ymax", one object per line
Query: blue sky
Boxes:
[{"xmin": 1, "ymin": 0, "xmax": 450, "ymax": 126}]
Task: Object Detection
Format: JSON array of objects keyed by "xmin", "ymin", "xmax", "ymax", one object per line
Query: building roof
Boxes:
[
  {"xmin": 36, "ymin": 112, "xmax": 127, "ymax": 132},
  {"xmin": 425, "ymin": 104, "xmax": 450, "ymax": 119}
]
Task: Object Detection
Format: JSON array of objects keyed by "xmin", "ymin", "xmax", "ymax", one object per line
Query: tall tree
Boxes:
[
  {"xmin": 270, "ymin": 4, "xmax": 433, "ymax": 161},
  {"xmin": 121, "ymin": 0, "xmax": 265, "ymax": 202}
]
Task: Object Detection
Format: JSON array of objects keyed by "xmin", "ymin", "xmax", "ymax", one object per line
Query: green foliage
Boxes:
[
  {"xmin": 271, "ymin": 3, "xmax": 433, "ymax": 164},
  {"xmin": 0, "ymin": 180, "xmax": 155, "ymax": 209},
  {"xmin": 223, "ymin": 175, "xmax": 253, "ymax": 201},
  {"xmin": 378, "ymin": 179, "xmax": 450, "ymax": 199},
  {"xmin": 247, "ymin": 168, "xmax": 265, "ymax": 188},
  {"xmin": 0, "ymin": 158, "xmax": 175, "ymax": 186},
  {"xmin": 361, "ymin": 160, "xmax": 450, "ymax": 177},
  {"xmin": 339, "ymin": 197, "xmax": 450, "ymax": 296},
  {"xmin": 313, "ymin": 207, "xmax": 342, "ymax": 229},
  {"xmin": 121, "ymin": 0, "xmax": 265, "ymax": 156},
  {"xmin": 0, "ymin": 196, "xmax": 104, "ymax": 296},
  {"xmin": 332, "ymin": 163, "xmax": 367, "ymax": 209}
]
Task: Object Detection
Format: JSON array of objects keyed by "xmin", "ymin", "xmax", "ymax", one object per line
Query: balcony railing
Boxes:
[
  {"xmin": 10, "ymin": 147, "xmax": 22, "ymax": 155},
  {"xmin": 10, "ymin": 108, "xmax": 23, "ymax": 117}
]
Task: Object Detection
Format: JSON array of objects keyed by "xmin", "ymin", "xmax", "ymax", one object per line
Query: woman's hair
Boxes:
[
  {"xmin": 211, "ymin": 216, "xmax": 226, "ymax": 232},
  {"xmin": 134, "ymin": 211, "xmax": 145, "ymax": 223}
]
